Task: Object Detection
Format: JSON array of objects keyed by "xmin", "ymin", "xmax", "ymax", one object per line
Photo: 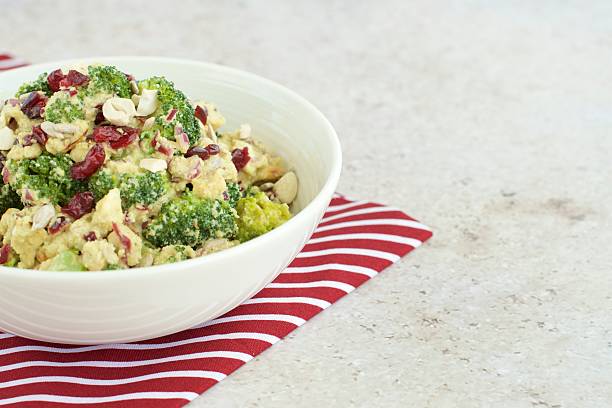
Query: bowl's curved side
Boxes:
[
  {"xmin": 0, "ymin": 203, "xmax": 323, "ymax": 344},
  {"xmin": 0, "ymin": 57, "xmax": 341, "ymax": 344}
]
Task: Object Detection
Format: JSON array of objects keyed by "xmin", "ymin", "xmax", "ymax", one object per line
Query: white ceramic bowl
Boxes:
[{"xmin": 0, "ymin": 57, "xmax": 341, "ymax": 344}]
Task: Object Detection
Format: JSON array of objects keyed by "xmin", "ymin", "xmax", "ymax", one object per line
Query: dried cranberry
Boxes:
[
  {"xmin": 31, "ymin": 125, "xmax": 48, "ymax": 145},
  {"xmin": 93, "ymin": 126, "xmax": 123, "ymax": 143},
  {"xmin": 231, "ymin": 147, "xmax": 250, "ymax": 171},
  {"xmin": 64, "ymin": 70, "xmax": 89, "ymax": 87},
  {"xmin": 48, "ymin": 217, "xmax": 69, "ymax": 234},
  {"xmin": 0, "ymin": 244, "xmax": 11, "ymax": 264},
  {"xmin": 94, "ymin": 109, "xmax": 106, "ymax": 125},
  {"xmin": 206, "ymin": 144, "xmax": 220, "ymax": 155},
  {"xmin": 112, "ymin": 222, "xmax": 132, "ymax": 252},
  {"xmin": 194, "ymin": 105, "xmax": 208, "ymax": 126},
  {"xmin": 185, "ymin": 146, "xmax": 209, "ymax": 161},
  {"xmin": 20, "ymin": 92, "xmax": 48, "ymax": 119},
  {"xmin": 61, "ymin": 192, "xmax": 95, "ymax": 219},
  {"xmin": 185, "ymin": 144, "xmax": 220, "ymax": 161},
  {"xmin": 223, "ymin": 191, "xmax": 229, "ymax": 201},
  {"xmin": 70, "ymin": 144, "xmax": 105, "ymax": 180},
  {"xmin": 83, "ymin": 231, "xmax": 97, "ymax": 241},
  {"xmin": 109, "ymin": 127, "xmax": 139, "ymax": 150},
  {"xmin": 47, "ymin": 69, "xmax": 64, "ymax": 92},
  {"xmin": 93, "ymin": 126, "xmax": 139, "ymax": 149}
]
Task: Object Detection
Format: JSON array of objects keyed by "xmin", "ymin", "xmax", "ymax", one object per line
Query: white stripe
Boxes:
[
  {"xmin": 322, "ymin": 206, "xmax": 399, "ymax": 223},
  {"xmin": 325, "ymin": 200, "xmax": 369, "ymax": 213},
  {"xmin": 308, "ymin": 233, "xmax": 422, "ymax": 247},
  {"xmin": 0, "ymin": 332, "xmax": 279, "ymax": 357},
  {"xmin": 243, "ymin": 297, "xmax": 330, "ymax": 309},
  {"xmin": 197, "ymin": 314, "xmax": 305, "ymax": 328},
  {"xmin": 0, "ymin": 370, "xmax": 226, "ymax": 389},
  {"xmin": 283, "ymin": 263, "xmax": 378, "ymax": 278},
  {"xmin": 315, "ymin": 218, "xmax": 431, "ymax": 233},
  {"xmin": 0, "ymin": 392, "xmax": 199, "ymax": 406},
  {"xmin": 296, "ymin": 248, "xmax": 400, "ymax": 262},
  {"xmin": 0, "ymin": 333, "xmax": 14, "ymax": 340},
  {"xmin": 267, "ymin": 281, "xmax": 355, "ymax": 292},
  {"xmin": 0, "ymin": 58, "xmax": 27, "ymax": 69},
  {"xmin": 0, "ymin": 351, "xmax": 252, "ymax": 373}
]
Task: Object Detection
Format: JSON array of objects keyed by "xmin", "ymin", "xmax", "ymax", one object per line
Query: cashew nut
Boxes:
[
  {"xmin": 142, "ymin": 117, "xmax": 156, "ymax": 130},
  {"xmin": 0, "ymin": 127, "xmax": 16, "ymax": 150},
  {"xmin": 32, "ymin": 204, "xmax": 55, "ymax": 230},
  {"xmin": 239, "ymin": 124, "xmax": 251, "ymax": 140},
  {"xmin": 272, "ymin": 171, "xmax": 298, "ymax": 204},
  {"xmin": 102, "ymin": 97, "xmax": 136, "ymax": 126},
  {"xmin": 135, "ymin": 89, "xmax": 158, "ymax": 116},
  {"xmin": 130, "ymin": 80, "xmax": 140, "ymax": 95},
  {"xmin": 139, "ymin": 158, "xmax": 167, "ymax": 173},
  {"xmin": 40, "ymin": 121, "xmax": 80, "ymax": 139}
]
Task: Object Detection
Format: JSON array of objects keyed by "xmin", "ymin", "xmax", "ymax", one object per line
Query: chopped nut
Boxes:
[
  {"xmin": 272, "ymin": 171, "xmax": 298, "ymax": 204},
  {"xmin": 259, "ymin": 182, "xmax": 274, "ymax": 191},
  {"xmin": 0, "ymin": 127, "xmax": 16, "ymax": 150},
  {"xmin": 102, "ymin": 97, "xmax": 136, "ymax": 126},
  {"xmin": 139, "ymin": 158, "xmax": 167, "ymax": 173},
  {"xmin": 31, "ymin": 204, "xmax": 55, "ymax": 230},
  {"xmin": 135, "ymin": 89, "xmax": 158, "ymax": 116}
]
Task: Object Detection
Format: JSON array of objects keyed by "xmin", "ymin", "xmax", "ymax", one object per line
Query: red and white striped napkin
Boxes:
[{"xmin": 0, "ymin": 54, "xmax": 433, "ymax": 407}]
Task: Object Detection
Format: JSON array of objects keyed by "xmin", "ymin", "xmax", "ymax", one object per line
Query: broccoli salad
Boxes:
[{"xmin": 0, "ymin": 64, "xmax": 298, "ymax": 271}]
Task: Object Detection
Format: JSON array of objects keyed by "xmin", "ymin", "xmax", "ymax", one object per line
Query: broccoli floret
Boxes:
[
  {"xmin": 120, "ymin": 172, "xmax": 169, "ymax": 208},
  {"xmin": 236, "ymin": 191, "xmax": 291, "ymax": 242},
  {"xmin": 139, "ymin": 77, "xmax": 200, "ymax": 145},
  {"xmin": 88, "ymin": 170, "xmax": 118, "ymax": 201},
  {"xmin": 226, "ymin": 182, "xmax": 241, "ymax": 207},
  {"xmin": 8, "ymin": 153, "xmax": 86, "ymax": 205},
  {"xmin": 44, "ymin": 94, "xmax": 85, "ymax": 123},
  {"xmin": 144, "ymin": 193, "xmax": 237, "ymax": 248},
  {"xmin": 0, "ymin": 183, "xmax": 23, "ymax": 216},
  {"xmin": 88, "ymin": 170, "xmax": 169, "ymax": 208},
  {"xmin": 15, "ymin": 72, "xmax": 52, "ymax": 97},
  {"xmin": 85, "ymin": 65, "xmax": 132, "ymax": 98}
]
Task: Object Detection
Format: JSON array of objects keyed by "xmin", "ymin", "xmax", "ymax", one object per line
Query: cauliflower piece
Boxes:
[
  {"xmin": 69, "ymin": 141, "xmax": 93, "ymax": 162},
  {"xmin": 168, "ymin": 156, "xmax": 200, "ymax": 181},
  {"xmin": 192, "ymin": 171, "xmax": 226, "ymax": 200},
  {"xmin": 0, "ymin": 208, "xmax": 19, "ymax": 238},
  {"xmin": 153, "ymin": 245, "xmax": 195, "ymax": 265},
  {"xmin": 6, "ymin": 143, "xmax": 43, "ymax": 160},
  {"xmin": 10, "ymin": 215, "xmax": 48, "ymax": 268},
  {"xmin": 92, "ymin": 188, "xmax": 124, "ymax": 232},
  {"xmin": 197, "ymin": 238, "xmax": 238, "ymax": 256},
  {"xmin": 108, "ymin": 223, "xmax": 142, "ymax": 266},
  {"xmin": 81, "ymin": 240, "xmax": 119, "ymax": 271},
  {"xmin": 44, "ymin": 119, "xmax": 88, "ymax": 155}
]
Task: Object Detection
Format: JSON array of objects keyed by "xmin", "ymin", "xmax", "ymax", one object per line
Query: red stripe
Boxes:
[
  {"xmin": 0, "ymin": 358, "xmax": 244, "ymax": 382},
  {"xmin": 302, "ymin": 239, "xmax": 416, "ymax": 255},
  {"xmin": 273, "ymin": 270, "xmax": 370, "ymax": 287},
  {"xmin": 0, "ymin": 377, "xmax": 216, "ymax": 399},
  {"xmin": 311, "ymin": 224, "xmax": 431, "ymax": 240}
]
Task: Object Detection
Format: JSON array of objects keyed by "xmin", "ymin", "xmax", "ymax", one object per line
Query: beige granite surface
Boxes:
[{"xmin": 2, "ymin": 1, "xmax": 611, "ymax": 406}]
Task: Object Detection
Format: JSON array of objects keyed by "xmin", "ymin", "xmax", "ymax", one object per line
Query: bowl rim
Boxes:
[{"xmin": 0, "ymin": 56, "xmax": 342, "ymax": 280}]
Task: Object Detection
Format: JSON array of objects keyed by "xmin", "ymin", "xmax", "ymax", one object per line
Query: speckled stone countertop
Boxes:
[{"xmin": 2, "ymin": 1, "xmax": 611, "ymax": 406}]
